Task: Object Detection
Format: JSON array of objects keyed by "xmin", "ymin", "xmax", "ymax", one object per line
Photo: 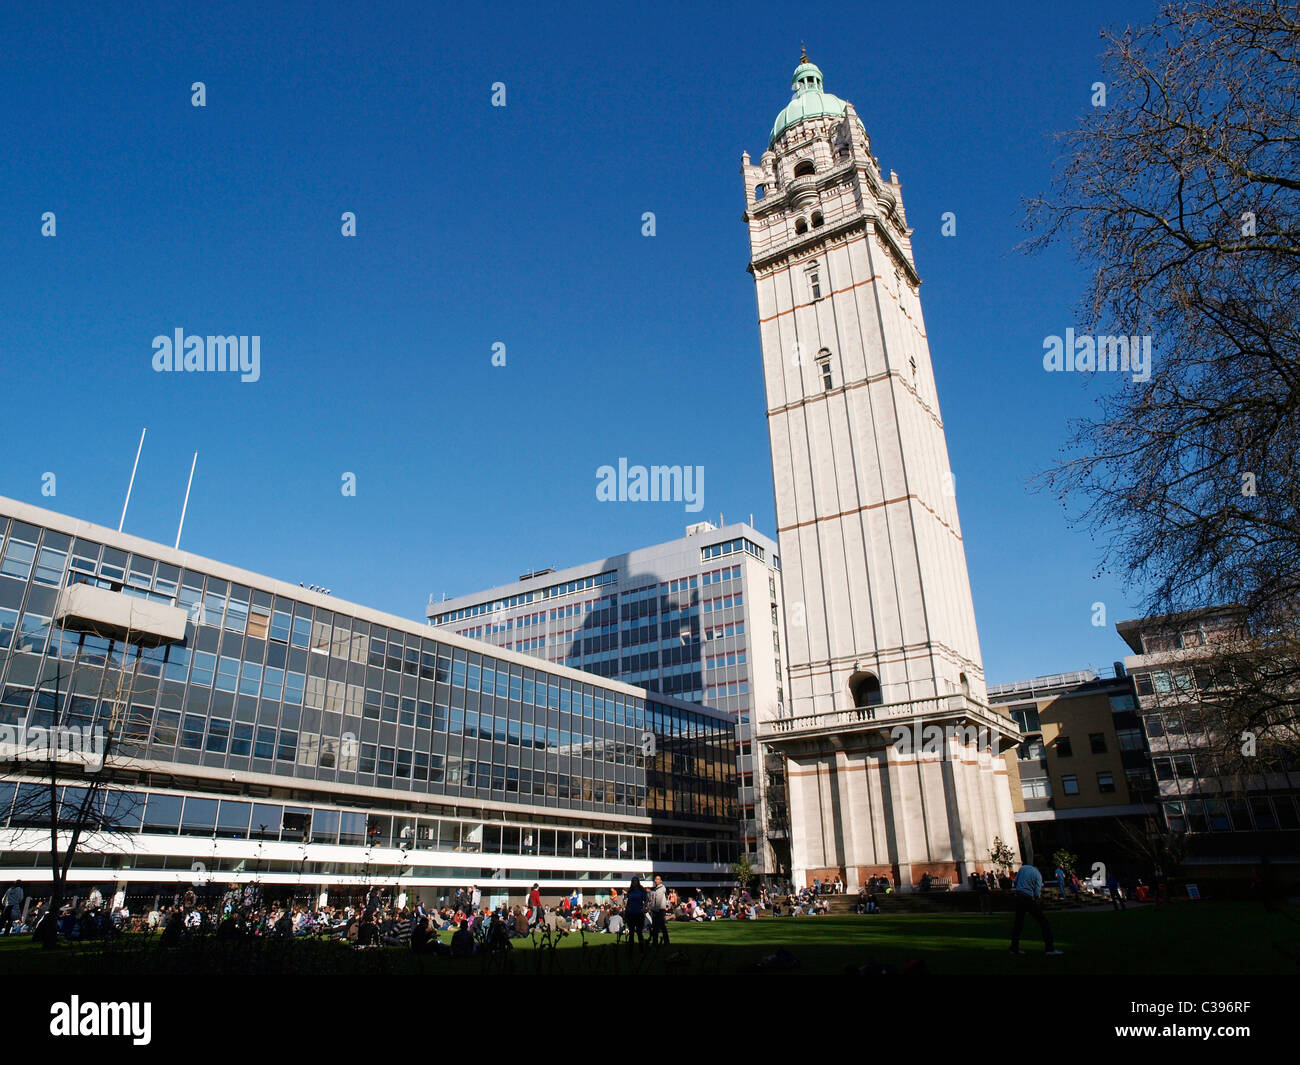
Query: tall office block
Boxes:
[{"xmin": 430, "ymin": 521, "xmax": 793, "ymax": 878}]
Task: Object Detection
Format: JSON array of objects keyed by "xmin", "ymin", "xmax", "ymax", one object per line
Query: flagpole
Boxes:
[
  {"xmin": 118, "ymin": 428, "xmax": 146, "ymax": 532},
  {"xmin": 175, "ymin": 452, "xmax": 198, "ymax": 549}
]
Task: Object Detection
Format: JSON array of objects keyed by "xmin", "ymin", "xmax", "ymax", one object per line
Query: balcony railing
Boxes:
[{"xmin": 756, "ymin": 693, "xmax": 1018, "ymax": 744}]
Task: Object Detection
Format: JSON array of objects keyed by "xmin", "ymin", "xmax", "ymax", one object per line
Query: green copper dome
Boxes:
[{"xmin": 770, "ymin": 55, "xmax": 848, "ymax": 146}]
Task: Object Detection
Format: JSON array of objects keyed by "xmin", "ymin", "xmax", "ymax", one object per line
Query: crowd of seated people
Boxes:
[
  {"xmin": 15, "ymin": 878, "xmax": 823, "ymax": 951},
  {"xmin": 665, "ymin": 892, "xmax": 761, "ymax": 921},
  {"xmin": 773, "ymin": 885, "xmax": 830, "ymax": 916}
]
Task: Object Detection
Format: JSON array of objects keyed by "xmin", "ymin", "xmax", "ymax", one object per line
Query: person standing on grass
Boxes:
[
  {"xmin": 649, "ymin": 875, "xmax": 671, "ymax": 947},
  {"xmin": 1106, "ymin": 872, "xmax": 1126, "ymax": 911},
  {"xmin": 1009, "ymin": 863, "xmax": 1062, "ymax": 957},
  {"xmin": 1, "ymin": 882, "xmax": 22, "ymax": 935},
  {"xmin": 624, "ymin": 876, "xmax": 649, "ymax": 952},
  {"xmin": 1055, "ymin": 864, "xmax": 1067, "ymax": 901},
  {"xmin": 527, "ymin": 883, "xmax": 542, "ymax": 927}
]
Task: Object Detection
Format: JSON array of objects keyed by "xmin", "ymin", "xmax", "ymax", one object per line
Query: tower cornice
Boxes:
[
  {"xmin": 745, "ymin": 158, "xmax": 857, "ymax": 219},
  {"xmin": 765, "ymin": 369, "xmax": 944, "ymax": 430},
  {"xmin": 748, "ymin": 214, "xmax": 920, "ymax": 286},
  {"xmin": 747, "ymin": 157, "xmax": 897, "ymax": 223}
]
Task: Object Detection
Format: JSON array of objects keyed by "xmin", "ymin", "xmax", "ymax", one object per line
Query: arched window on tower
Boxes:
[
  {"xmin": 794, "ymin": 159, "xmax": 815, "ymax": 178},
  {"xmin": 806, "ymin": 262, "xmax": 821, "ymax": 300},
  {"xmin": 811, "ymin": 210, "xmax": 824, "ymax": 228},
  {"xmin": 754, "ymin": 184, "xmax": 766, "ymax": 201},
  {"xmin": 795, "ymin": 217, "xmax": 809, "ymax": 235},
  {"xmin": 817, "ymin": 349, "xmax": 834, "ymax": 391},
  {"xmin": 849, "ymin": 672, "xmax": 883, "ymax": 710}
]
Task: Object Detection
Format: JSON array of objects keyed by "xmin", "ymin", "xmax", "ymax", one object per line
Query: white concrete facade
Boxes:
[{"xmin": 743, "ymin": 59, "xmax": 1019, "ymax": 890}]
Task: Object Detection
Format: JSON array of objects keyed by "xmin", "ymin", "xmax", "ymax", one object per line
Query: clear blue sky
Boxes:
[{"xmin": 0, "ymin": 0, "xmax": 1156, "ymax": 684}]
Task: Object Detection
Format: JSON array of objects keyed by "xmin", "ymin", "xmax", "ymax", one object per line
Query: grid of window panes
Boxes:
[
  {"xmin": 444, "ymin": 562, "xmax": 754, "ymax": 716},
  {"xmin": 700, "ymin": 537, "xmax": 765, "ymax": 563},
  {"xmin": 1158, "ymin": 793, "xmax": 1300, "ymax": 834},
  {"xmin": 429, "ymin": 540, "xmax": 781, "ymax": 870},
  {"xmin": 430, "ymin": 571, "xmax": 619, "ymax": 625},
  {"xmin": 1130, "ymin": 658, "xmax": 1300, "ymax": 834},
  {"xmin": 0, "ymin": 515, "xmax": 736, "ymax": 827},
  {"xmin": 0, "ymin": 781, "xmax": 739, "ymax": 868}
]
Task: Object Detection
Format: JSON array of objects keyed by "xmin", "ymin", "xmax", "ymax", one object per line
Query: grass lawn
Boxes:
[{"xmin": 1, "ymin": 902, "xmax": 1296, "ymax": 976}]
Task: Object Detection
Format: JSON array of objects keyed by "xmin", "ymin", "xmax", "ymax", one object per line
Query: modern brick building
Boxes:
[{"xmin": 991, "ymin": 669, "xmax": 1156, "ymax": 875}]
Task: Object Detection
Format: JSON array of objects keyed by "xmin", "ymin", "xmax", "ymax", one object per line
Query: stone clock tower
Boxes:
[{"xmin": 742, "ymin": 53, "xmax": 1020, "ymax": 891}]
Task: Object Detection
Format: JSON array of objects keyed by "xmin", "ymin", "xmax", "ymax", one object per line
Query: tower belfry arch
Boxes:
[{"xmin": 741, "ymin": 54, "xmax": 1020, "ymax": 891}]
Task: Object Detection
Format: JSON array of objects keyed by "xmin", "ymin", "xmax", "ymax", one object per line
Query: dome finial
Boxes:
[{"xmin": 800, "ymin": 42, "xmax": 809, "ymax": 64}]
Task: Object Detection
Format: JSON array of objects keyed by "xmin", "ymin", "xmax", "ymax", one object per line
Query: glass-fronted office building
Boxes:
[
  {"xmin": 0, "ymin": 496, "xmax": 738, "ymax": 903},
  {"xmin": 428, "ymin": 521, "xmax": 793, "ymax": 879}
]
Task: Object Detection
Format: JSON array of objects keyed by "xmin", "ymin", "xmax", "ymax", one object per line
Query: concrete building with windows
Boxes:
[
  {"xmin": 1117, "ymin": 607, "xmax": 1300, "ymax": 885},
  {"xmin": 743, "ymin": 54, "xmax": 1019, "ymax": 890},
  {"xmin": 0, "ymin": 496, "xmax": 739, "ymax": 905},
  {"xmin": 428, "ymin": 521, "xmax": 793, "ymax": 880},
  {"xmin": 990, "ymin": 669, "xmax": 1156, "ymax": 873}
]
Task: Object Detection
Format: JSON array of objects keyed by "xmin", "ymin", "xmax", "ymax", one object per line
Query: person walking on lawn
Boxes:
[{"xmin": 1010, "ymin": 863, "xmax": 1063, "ymax": 957}]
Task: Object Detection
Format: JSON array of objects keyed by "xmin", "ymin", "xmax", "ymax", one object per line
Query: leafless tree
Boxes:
[
  {"xmin": 1, "ymin": 622, "xmax": 146, "ymax": 946},
  {"xmin": 1025, "ymin": 1, "xmax": 1300, "ymax": 765},
  {"xmin": 1114, "ymin": 815, "xmax": 1188, "ymax": 905}
]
